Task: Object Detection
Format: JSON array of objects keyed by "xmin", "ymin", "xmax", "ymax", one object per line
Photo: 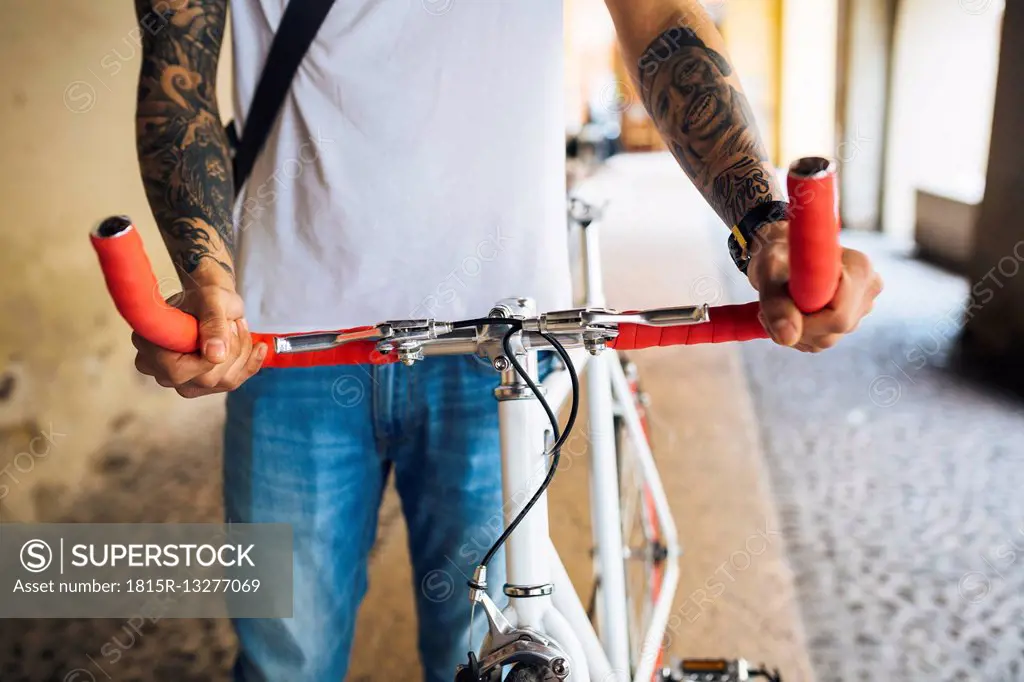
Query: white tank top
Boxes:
[{"xmin": 230, "ymin": 0, "xmax": 571, "ymax": 333}]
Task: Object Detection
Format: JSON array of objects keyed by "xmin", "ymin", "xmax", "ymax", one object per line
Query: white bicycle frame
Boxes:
[{"xmin": 480, "ymin": 216, "xmax": 681, "ymax": 682}]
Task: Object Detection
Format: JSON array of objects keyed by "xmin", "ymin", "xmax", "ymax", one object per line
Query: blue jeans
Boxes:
[{"xmin": 224, "ymin": 355, "xmax": 508, "ymax": 681}]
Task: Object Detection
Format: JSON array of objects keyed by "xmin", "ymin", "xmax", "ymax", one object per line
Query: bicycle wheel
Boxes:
[{"xmin": 588, "ymin": 355, "xmax": 669, "ymax": 681}]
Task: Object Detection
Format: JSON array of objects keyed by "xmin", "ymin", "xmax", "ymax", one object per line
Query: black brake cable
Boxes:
[
  {"xmin": 477, "ymin": 327, "xmax": 580, "ymax": 570},
  {"xmin": 454, "ymin": 318, "xmax": 582, "ymax": 674},
  {"xmin": 450, "ymin": 317, "xmax": 523, "ymax": 330}
]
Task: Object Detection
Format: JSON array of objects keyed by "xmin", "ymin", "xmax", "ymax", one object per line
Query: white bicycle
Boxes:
[{"xmin": 91, "ymin": 158, "xmax": 841, "ymax": 682}]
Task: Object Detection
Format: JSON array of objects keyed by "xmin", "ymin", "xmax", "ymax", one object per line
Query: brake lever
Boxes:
[
  {"xmin": 273, "ymin": 324, "xmax": 394, "ymax": 355},
  {"xmin": 526, "ymin": 305, "xmax": 709, "ymax": 334},
  {"xmin": 273, "ymin": 319, "xmax": 460, "ymax": 356},
  {"xmin": 591, "ymin": 305, "xmax": 710, "ymax": 327}
]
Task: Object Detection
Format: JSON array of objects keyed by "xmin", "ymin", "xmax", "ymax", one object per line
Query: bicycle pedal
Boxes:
[{"xmin": 671, "ymin": 659, "xmax": 782, "ymax": 682}]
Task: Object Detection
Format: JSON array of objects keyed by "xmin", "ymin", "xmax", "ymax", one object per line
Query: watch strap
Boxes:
[{"xmin": 728, "ymin": 200, "xmax": 789, "ymax": 273}]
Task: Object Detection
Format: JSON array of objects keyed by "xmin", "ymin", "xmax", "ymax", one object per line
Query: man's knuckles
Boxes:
[
  {"xmin": 190, "ymin": 371, "xmax": 223, "ymax": 390},
  {"xmin": 826, "ymin": 308, "xmax": 858, "ymax": 334}
]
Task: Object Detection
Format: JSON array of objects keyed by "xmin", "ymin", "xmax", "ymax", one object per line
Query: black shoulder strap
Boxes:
[{"xmin": 230, "ymin": 0, "xmax": 338, "ymax": 195}]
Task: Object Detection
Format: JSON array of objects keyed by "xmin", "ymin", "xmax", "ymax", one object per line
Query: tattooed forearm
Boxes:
[
  {"xmin": 637, "ymin": 24, "xmax": 783, "ymax": 228},
  {"xmin": 134, "ymin": 0, "xmax": 234, "ymax": 282}
]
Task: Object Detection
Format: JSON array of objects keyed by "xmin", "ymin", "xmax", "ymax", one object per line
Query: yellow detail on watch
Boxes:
[{"xmin": 731, "ymin": 225, "xmax": 748, "ymax": 256}]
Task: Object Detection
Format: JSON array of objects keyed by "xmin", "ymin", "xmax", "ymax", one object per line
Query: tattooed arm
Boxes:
[
  {"xmin": 606, "ymin": 0, "xmax": 882, "ymax": 351},
  {"xmin": 606, "ymin": 2, "xmax": 780, "ymax": 228},
  {"xmin": 132, "ymin": 0, "xmax": 266, "ymax": 397},
  {"xmin": 135, "ymin": 0, "xmax": 234, "ymax": 281}
]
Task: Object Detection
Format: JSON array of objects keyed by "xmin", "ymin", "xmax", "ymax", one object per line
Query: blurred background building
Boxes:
[{"xmin": 1, "ymin": 0, "xmax": 1022, "ymax": 680}]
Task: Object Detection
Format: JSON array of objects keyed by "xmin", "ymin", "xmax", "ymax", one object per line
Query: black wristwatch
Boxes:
[{"xmin": 727, "ymin": 200, "xmax": 790, "ymax": 274}]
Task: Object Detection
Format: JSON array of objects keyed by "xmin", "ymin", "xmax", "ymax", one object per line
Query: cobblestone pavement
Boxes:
[{"xmin": 739, "ymin": 234, "xmax": 1024, "ymax": 682}]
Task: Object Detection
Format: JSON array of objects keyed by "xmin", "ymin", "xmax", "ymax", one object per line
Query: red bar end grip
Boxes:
[
  {"xmin": 91, "ymin": 217, "xmax": 199, "ymax": 354},
  {"xmin": 787, "ymin": 157, "xmax": 841, "ymax": 314}
]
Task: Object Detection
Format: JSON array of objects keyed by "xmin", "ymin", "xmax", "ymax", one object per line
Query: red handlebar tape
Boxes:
[
  {"xmin": 609, "ymin": 302, "xmax": 767, "ymax": 350},
  {"xmin": 91, "ymin": 158, "xmax": 840, "ymax": 365},
  {"xmin": 255, "ymin": 329, "xmax": 396, "ymax": 368},
  {"xmin": 91, "ymin": 219, "xmax": 199, "ymax": 355},
  {"xmin": 787, "ymin": 157, "xmax": 841, "ymax": 313},
  {"xmin": 90, "ymin": 217, "xmax": 396, "ymax": 367}
]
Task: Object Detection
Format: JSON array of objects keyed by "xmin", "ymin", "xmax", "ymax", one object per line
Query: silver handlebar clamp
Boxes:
[{"xmin": 375, "ymin": 320, "xmax": 455, "ymax": 366}]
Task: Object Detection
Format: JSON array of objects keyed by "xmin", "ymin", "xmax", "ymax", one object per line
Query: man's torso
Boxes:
[{"xmin": 231, "ymin": 0, "xmax": 571, "ymax": 332}]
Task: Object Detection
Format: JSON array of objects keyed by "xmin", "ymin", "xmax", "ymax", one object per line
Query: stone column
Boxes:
[
  {"xmin": 961, "ymin": 0, "xmax": 1024, "ymax": 390},
  {"xmin": 837, "ymin": 0, "xmax": 897, "ymax": 232}
]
